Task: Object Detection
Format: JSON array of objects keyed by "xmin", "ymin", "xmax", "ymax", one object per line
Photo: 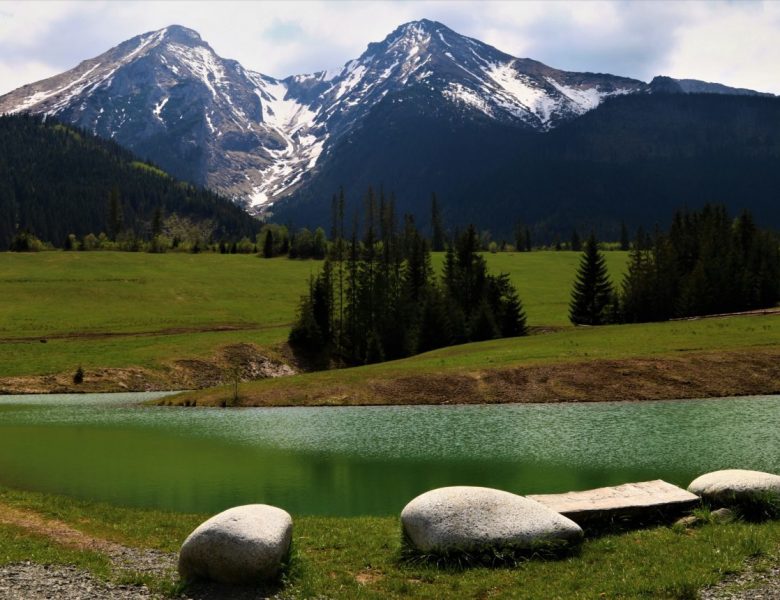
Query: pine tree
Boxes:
[
  {"xmin": 289, "ymin": 294, "xmax": 323, "ymax": 351},
  {"xmin": 569, "ymin": 234, "xmax": 614, "ymax": 325},
  {"xmin": 514, "ymin": 221, "xmax": 525, "ymax": 252},
  {"xmin": 263, "ymin": 230, "xmax": 274, "ymax": 258},
  {"xmin": 490, "ymin": 273, "xmax": 528, "ymax": 336},
  {"xmin": 431, "ymin": 193, "xmax": 445, "ymax": 251},
  {"xmin": 619, "ymin": 221, "xmax": 629, "ymax": 251},
  {"xmin": 108, "ymin": 188, "xmax": 122, "ymax": 241},
  {"xmin": 620, "ymin": 239, "xmax": 654, "ymax": 322},
  {"xmin": 151, "ymin": 207, "xmax": 163, "ymax": 238},
  {"xmin": 571, "ymin": 229, "xmax": 582, "ymax": 251}
]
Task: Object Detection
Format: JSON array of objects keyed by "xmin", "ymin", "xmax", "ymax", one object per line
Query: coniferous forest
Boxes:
[
  {"xmin": 289, "ymin": 189, "xmax": 528, "ymax": 365},
  {"xmin": 0, "ymin": 114, "xmax": 260, "ymax": 249},
  {"xmin": 569, "ymin": 205, "xmax": 780, "ymax": 326}
]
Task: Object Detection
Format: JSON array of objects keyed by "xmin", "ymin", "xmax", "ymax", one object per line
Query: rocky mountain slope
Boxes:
[
  {"xmin": 1, "ymin": 19, "xmax": 775, "ymax": 234},
  {"xmin": 0, "ymin": 20, "xmax": 668, "ymax": 206}
]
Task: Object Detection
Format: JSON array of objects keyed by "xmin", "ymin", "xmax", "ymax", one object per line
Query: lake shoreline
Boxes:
[
  {"xmin": 164, "ymin": 347, "xmax": 780, "ymax": 408},
  {"xmin": 2, "ymin": 346, "xmax": 778, "ymax": 407}
]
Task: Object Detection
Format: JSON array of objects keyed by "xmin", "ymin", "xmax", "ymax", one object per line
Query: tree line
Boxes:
[
  {"xmin": 569, "ymin": 205, "xmax": 780, "ymax": 325},
  {"xmin": 289, "ymin": 188, "xmax": 528, "ymax": 365},
  {"xmin": 0, "ymin": 114, "xmax": 259, "ymax": 249}
]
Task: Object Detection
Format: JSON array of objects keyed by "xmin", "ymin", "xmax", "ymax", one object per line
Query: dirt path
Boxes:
[
  {"xmin": 0, "ymin": 503, "xmax": 281, "ymax": 599},
  {"xmin": 0, "ymin": 322, "xmax": 291, "ymax": 344},
  {"xmin": 0, "ymin": 502, "xmax": 176, "ymax": 577}
]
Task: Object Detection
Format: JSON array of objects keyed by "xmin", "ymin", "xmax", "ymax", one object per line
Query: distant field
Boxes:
[{"xmin": 0, "ymin": 251, "xmax": 627, "ymax": 377}]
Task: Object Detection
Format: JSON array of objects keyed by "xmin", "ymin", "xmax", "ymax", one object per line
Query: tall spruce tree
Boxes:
[
  {"xmin": 431, "ymin": 193, "xmax": 445, "ymax": 251},
  {"xmin": 619, "ymin": 221, "xmax": 630, "ymax": 251},
  {"xmin": 108, "ymin": 188, "xmax": 122, "ymax": 241},
  {"xmin": 262, "ymin": 229, "xmax": 274, "ymax": 258},
  {"xmin": 569, "ymin": 233, "xmax": 614, "ymax": 325},
  {"xmin": 571, "ymin": 229, "xmax": 582, "ymax": 251}
]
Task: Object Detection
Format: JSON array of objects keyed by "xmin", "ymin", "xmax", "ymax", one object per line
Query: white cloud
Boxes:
[
  {"xmin": 0, "ymin": 0, "xmax": 778, "ymax": 96},
  {"xmin": 660, "ymin": 2, "xmax": 780, "ymax": 93}
]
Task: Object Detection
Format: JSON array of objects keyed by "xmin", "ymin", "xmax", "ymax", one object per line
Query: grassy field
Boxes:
[
  {"xmin": 0, "ymin": 250, "xmax": 627, "ymax": 378},
  {"xmin": 1, "ymin": 486, "xmax": 778, "ymax": 599},
  {"xmin": 172, "ymin": 314, "xmax": 780, "ymax": 406}
]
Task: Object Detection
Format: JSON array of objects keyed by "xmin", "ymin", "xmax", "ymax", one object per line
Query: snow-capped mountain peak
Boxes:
[{"xmin": 2, "ymin": 19, "xmax": 764, "ymax": 211}]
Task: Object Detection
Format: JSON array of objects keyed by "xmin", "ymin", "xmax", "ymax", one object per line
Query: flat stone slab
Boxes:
[{"xmin": 529, "ymin": 480, "xmax": 699, "ymax": 528}]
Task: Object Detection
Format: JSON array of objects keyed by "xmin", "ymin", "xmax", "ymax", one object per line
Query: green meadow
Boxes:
[{"xmin": 0, "ymin": 250, "xmax": 628, "ymax": 377}]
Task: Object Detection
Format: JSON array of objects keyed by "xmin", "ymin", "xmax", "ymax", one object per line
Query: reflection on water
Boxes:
[{"xmin": 0, "ymin": 393, "xmax": 778, "ymax": 516}]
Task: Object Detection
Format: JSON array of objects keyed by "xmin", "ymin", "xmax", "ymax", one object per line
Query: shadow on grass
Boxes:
[{"xmin": 397, "ymin": 529, "xmax": 581, "ymax": 571}]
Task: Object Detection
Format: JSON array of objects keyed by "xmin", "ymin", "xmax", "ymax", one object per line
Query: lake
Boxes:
[{"xmin": 0, "ymin": 393, "xmax": 778, "ymax": 516}]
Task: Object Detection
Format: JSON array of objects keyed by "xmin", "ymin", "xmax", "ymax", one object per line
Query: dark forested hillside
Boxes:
[
  {"xmin": 272, "ymin": 92, "xmax": 780, "ymax": 242},
  {"xmin": 0, "ymin": 114, "xmax": 260, "ymax": 248}
]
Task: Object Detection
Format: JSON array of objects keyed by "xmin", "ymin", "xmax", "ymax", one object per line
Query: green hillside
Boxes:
[{"xmin": 0, "ymin": 114, "xmax": 260, "ymax": 248}]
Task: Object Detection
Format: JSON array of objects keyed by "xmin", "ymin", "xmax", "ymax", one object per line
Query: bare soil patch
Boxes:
[
  {"xmin": 0, "ymin": 343, "xmax": 295, "ymax": 395},
  {"xmin": 197, "ymin": 347, "xmax": 780, "ymax": 407},
  {"xmin": 0, "ymin": 323, "xmax": 280, "ymax": 344}
]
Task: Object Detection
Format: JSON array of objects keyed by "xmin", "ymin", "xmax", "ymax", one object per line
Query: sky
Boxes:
[{"xmin": 1, "ymin": 0, "xmax": 779, "ymax": 96}]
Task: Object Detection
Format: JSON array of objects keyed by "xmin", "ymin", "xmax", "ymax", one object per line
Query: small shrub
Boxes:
[{"xmin": 9, "ymin": 231, "xmax": 45, "ymax": 252}]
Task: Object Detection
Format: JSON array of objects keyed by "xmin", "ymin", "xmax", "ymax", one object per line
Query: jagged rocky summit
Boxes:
[{"xmin": 2, "ymin": 19, "xmax": 768, "ymax": 214}]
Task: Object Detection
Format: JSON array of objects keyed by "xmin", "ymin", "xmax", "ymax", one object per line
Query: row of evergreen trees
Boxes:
[
  {"xmin": 569, "ymin": 205, "xmax": 780, "ymax": 325},
  {"xmin": 289, "ymin": 189, "xmax": 527, "ymax": 365},
  {"xmin": 0, "ymin": 114, "xmax": 260, "ymax": 249}
]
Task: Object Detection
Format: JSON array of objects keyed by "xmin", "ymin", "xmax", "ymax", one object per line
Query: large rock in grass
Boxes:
[
  {"xmin": 688, "ymin": 470, "xmax": 780, "ymax": 508},
  {"xmin": 178, "ymin": 504, "xmax": 292, "ymax": 584},
  {"xmin": 401, "ymin": 486, "xmax": 583, "ymax": 555}
]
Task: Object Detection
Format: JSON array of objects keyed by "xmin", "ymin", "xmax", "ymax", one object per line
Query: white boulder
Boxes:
[
  {"xmin": 401, "ymin": 486, "xmax": 583, "ymax": 554},
  {"xmin": 178, "ymin": 504, "xmax": 292, "ymax": 584},
  {"xmin": 688, "ymin": 469, "xmax": 780, "ymax": 506}
]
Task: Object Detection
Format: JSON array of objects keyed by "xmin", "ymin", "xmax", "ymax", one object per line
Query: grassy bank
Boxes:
[
  {"xmin": 0, "ymin": 251, "xmax": 626, "ymax": 380},
  {"xmin": 170, "ymin": 314, "xmax": 780, "ymax": 407},
  {"xmin": 1, "ymin": 486, "xmax": 779, "ymax": 599},
  {"xmin": 3, "ymin": 251, "xmax": 777, "ymax": 403}
]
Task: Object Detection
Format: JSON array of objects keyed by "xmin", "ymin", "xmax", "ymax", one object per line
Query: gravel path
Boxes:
[
  {"xmin": 700, "ymin": 556, "xmax": 780, "ymax": 600},
  {"xmin": 0, "ymin": 562, "xmax": 291, "ymax": 599},
  {"xmin": 0, "ymin": 562, "xmax": 157, "ymax": 599}
]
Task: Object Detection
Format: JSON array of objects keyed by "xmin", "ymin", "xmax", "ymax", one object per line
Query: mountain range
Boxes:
[{"xmin": 1, "ymin": 19, "xmax": 778, "ymax": 239}]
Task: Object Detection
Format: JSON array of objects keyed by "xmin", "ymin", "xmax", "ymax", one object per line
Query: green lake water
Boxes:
[{"xmin": 0, "ymin": 393, "xmax": 778, "ymax": 516}]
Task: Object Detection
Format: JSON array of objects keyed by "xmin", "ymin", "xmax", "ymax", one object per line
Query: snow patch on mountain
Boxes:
[
  {"xmin": 0, "ymin": 19, "xmax": 659, "ymax": 209},
  {"xmin": 442, "ymin": 83, "xmax": 493, "ymax": 117}
]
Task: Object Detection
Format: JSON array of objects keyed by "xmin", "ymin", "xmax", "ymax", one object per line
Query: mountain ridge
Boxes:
[{"xmin": 0, "ymin": 19, "xmax": 775, "ymax": 230}]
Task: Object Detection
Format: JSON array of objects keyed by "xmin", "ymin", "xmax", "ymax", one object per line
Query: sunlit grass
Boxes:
[{"xmin": 1, "ymin": 486, "xmax": 778, "ymax": 599}]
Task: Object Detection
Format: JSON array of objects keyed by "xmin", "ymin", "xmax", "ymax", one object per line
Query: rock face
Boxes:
[
  {"xmin": 178, "ymin": 505, "xmax": 292, "ymax": 584},
  {"xmin": 688, "ymin": 470, "xmax": 780, "ymax": 506},
  {"xmin": 401, "ymin": 486, "xmax": 583, "ymax": 554},
  {"xmin": 528, "ymin": 480, "xmax": 700, "ymax": 530}
]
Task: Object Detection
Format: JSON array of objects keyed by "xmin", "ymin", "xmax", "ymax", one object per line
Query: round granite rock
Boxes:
[
  {"xmin": 688, "ymin": 470, "xmax": 780, "ymax": 508},
  {"xmin": 401, "ymin": 486, "xmax": 583, "ymax": 555},
  {"xmin": 178, "ymin": 504, "xmax": 292, "ymax": 585}
]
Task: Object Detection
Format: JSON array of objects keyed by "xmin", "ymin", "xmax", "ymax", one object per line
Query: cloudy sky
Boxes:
[{"xmin": 1, "ymin": 0, "xmax": 779, "ymax": 95}]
